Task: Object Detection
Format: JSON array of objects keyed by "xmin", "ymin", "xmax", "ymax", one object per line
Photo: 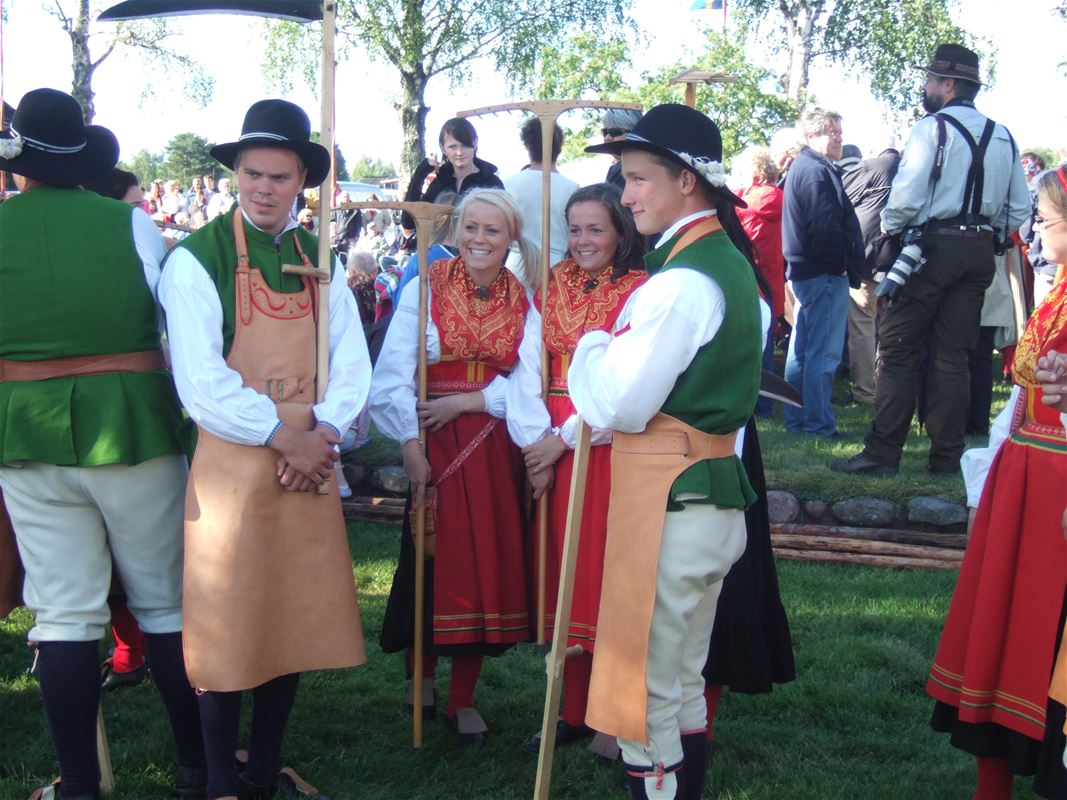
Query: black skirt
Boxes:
[{"xmin": 702, "ymin": 417, "xmax": 796, "ymax": 693}]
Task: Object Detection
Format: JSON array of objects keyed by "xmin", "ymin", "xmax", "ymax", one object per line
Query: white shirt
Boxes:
[
  {"xmin": 368, "ymin": 275, "xmax": 528, "ymax": 445},
  {"xmin": 129, "ymin": 207, "xmax": 168, "ymax": 313},
  {"xmin": 568, "ymin": 211, "xmax": 737, "ymax": 433},
  {"xmin": 504, "ymin": 169, "xmax": 580, "ymax": 269},
  {"xmin": 158, "ymin": 213, "xmax": 370, "ymax": 447},
  {"xmin": 882, "ymin": 103, "xmax": 1030, "ymax": 236}
]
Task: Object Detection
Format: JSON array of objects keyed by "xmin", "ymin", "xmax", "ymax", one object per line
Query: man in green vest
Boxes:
[
  {"xmin": 571, "ymin": 104, "xmax": 763, "ymax": 800},
  {"xmin": 0, "ymin": 88, "xmax": 206, "ymax": 800}
]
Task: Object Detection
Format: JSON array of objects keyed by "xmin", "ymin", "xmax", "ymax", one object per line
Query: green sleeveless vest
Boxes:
[
  {"xmin": 173, "ymin": 207, "xmax": 330, "ymax": 357},
  {"xmin": 647, "ymin": 226, "xmax": 762, "ymax": 509},
  {"xmin": 0, "ymin": 186, "xmax": 184, "ymax": 466}
]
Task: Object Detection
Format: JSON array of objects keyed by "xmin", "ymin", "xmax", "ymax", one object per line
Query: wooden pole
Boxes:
[
  {"xmin": 339, "ymin": 199, "xmax": 453, "ymax": 748},
  {"xmin": 456, "ymin": 98, "xmax": 640, "ymax": 646},
  {"xmin": 315, "ymin": 0, "xmax": 336, "ymax": 495},
  {"xmin": 772, "ymin": 548, "xmax": 959, "ymax": 571},
  {"xmin": 97, "ymin": 706, "xmax": 115, "ymax": 793},
  {"xmin": 533, "ymin": 419, "xmax": 593, "ymax": 800},
  {"xmin": 769, "ymin": 533, "xmax": 963, "ymax": 563}
]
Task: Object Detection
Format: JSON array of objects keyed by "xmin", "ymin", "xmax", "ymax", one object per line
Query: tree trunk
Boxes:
[
  {"xmin": 70, "ymin": 0, "xmax": 96, "ymax": 122},
  {"xmin": 397, "ymin": 67, "xmax": 430, "ymax": 183},
  {"xmin": 780, "ymin": 1, "xmax": 818, "ymax": 105}
]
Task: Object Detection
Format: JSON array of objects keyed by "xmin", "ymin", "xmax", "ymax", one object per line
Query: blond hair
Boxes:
[
  {"xmin": 454, "ymin": 189, "xmax": 540, "ymax": 290},
  {"xmin": 734, "ymin": 146, "xmax": 780, "ymax": 185},
  {"xmin": 1036, "ymin": 167, "xmax": 1067, "ymax": 216}
]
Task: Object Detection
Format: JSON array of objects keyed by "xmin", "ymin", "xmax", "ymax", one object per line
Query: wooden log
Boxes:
[
  {"xmin": 772, "ymin": 547, "xmax": 959, "ymax": 570},
  {"xmin": 770, "ymin": 533, "xmax": 963, "ymax": 563},
  {"xmin": 771, "ymin": 522, "xmax": 966, "ymax": 550}
]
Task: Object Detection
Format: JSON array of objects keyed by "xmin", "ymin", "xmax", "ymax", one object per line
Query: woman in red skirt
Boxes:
[
  {"xmin": 506, "ymin": 183, "xmax": 647, "ymax": 752},
  {"xmin": 928, "ymin": 166, "xmax": 1067, "ymax": 799},
  {"xmin": 370, "ymin": 188, "xmax": 538, "ymax": 746}
]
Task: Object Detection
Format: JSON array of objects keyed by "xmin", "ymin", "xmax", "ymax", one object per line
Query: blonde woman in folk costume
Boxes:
[{"xmin": 370, "ymin": 188, "xmax": 538, "ymax": 746}]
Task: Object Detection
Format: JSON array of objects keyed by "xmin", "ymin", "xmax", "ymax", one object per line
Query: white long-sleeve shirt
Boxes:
[
  {"xmin": 368, "ymin": 275, "xmax": 525, "ymax": 445},
  {"xmin": 158, "ymin": 214, "xmax": 370, "ymax": 447}
]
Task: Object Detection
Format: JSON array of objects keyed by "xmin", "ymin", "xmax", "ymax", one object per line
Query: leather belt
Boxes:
[
  {"xmin": 612, "ymin": 427, "xmax": 737, "ymax": 459},
  {"xmin": 0, "ymin": 350, "xmax": 165, "ymax": 382},
  {"xmin": 929, "ymin": 227, "xmax": 994, "ymax": 240}
]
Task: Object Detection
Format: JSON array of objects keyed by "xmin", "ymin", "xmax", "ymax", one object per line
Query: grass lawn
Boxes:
[{"xmin": 0, "ymin": 520, "xmax": 1040, "ymax": 800}]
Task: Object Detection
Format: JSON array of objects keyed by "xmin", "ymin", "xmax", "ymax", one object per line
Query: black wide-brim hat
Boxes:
[
  {"xmin": 918, "ymin": 43, "xmax": 984, "ymax": 85},
  {"xmin": 586, "ymin": 103, "xmax": 745, "ymax": 207},
  {"xmin": 211, "ymin": 99, "xmax": 331, "ymax": 188},
  {"xmin": 0, "ymin": 88, "xmax": 119, "ymax": 187}
]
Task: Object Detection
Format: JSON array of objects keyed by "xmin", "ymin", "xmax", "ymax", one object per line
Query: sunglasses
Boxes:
[{"xmin": 602, "ymin": 127, "xmax": 629, "ymax": 138}]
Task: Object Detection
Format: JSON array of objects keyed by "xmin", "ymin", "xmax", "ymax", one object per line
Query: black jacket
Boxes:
[
  {"xmin": 402, "ymin": 155, "xmax": 504, "ymax": 230},
  {"xmin": 842, "ymin": 149, "xmax": 901, "ymax": 279}
]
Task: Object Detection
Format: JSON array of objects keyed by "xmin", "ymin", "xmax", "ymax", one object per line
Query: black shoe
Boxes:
[
  {"xmin": 522, "ymin": 719, "xmax": 594, "ymax": 754},
  {"xmin": 445, "ymin": 707, "xmax": 488, "ymax": 747},
  {"xmin": 175, "ymin": 765, "xmax": 207, "ymax": 799},
  {"xmin": 237, "ymin": 775, "xmax": 276, "ymax": 800},
  {"xmin": 100, "ymin": 659, "xmax": 147, "ymax": 692},
  {"xmin": 830, "ymin": 452, "xmax": 898, "ymax": 476},
  {"xmin": 924, "ymin": 461, "xmax": 961, "ymax": 476}
]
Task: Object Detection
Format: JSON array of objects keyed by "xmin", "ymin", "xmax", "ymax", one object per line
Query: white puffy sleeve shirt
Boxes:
[
  {"xmin": 367, "ymin": 275, "xmax": 518, "ymax": 445},
  {"xmin": 568, "ymin": 267, "xmax": 727, "ymax": 434},
  {"xmin": 158, "ymin": 222, "xmax": 370, "ymax": 447}
]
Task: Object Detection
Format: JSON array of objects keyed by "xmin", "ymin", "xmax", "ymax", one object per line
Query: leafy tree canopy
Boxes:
[
  {"xmin": 162, "ymin": 133, "xmax": 215, "ymax": 187},
  {"xmin": 348, "ymin": 156, "xmax": 399, "ymax": 182},
  {"xmin": 539, "ymin": 31, "xmax": 799, "ymax": 165}
]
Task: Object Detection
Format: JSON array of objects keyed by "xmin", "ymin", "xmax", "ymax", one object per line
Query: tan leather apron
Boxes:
[
  {"xmin": 585, "ymin": 413, "xmax": 737, "ymax": 744},
  {"xmin": 182, "ymin": 214, "xmax": 365, "ymax": 691}
]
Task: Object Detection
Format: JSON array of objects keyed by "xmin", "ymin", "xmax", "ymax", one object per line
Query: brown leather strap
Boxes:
[
  {"xmin": 612, "ymin": 426, "xmax": 736, "ymax": 459},
  {"xmin": 665, "ymin": 215, "xmax": 723, "ymax": 265},
  {"xmin": 0, "ymin": 350, "xmax": 166, "ymax": 382}
]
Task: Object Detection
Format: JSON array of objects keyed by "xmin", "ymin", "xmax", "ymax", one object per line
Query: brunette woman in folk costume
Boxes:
[
  {"xmin": 370, "ymin": 189, "xmax": 538, "ymax": 746},
  {"xmin": 506, "ymin": 183, "xmax": 648, "ymax": 754}
]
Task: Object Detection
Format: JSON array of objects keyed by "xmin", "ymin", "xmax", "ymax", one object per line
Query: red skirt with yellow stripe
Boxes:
[
  {"xmin": 426, "ymin": 358, "xmax": 530, "ymax": 648},
  {"xmin": 927, "ymin": 392, "xmax": 1067, "ymax": 743},
  {"xmin": 534, "ymin": 377, "xmax": 611, "ymax": 649}
]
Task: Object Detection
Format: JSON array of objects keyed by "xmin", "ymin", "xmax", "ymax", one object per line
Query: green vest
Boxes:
[
  {"xmin": 174, "ymin": 207, "xmax": 330, "ymax": 357},
  {"xmin": 0, "ymin": 186, "xmax": 184, "ymax": 466},
  {"xmin": 647, "ymin": 226, "xmax": 762, "ymax": 509}
]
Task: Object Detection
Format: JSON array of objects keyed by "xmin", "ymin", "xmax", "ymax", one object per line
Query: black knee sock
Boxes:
[
  {"xmin": 35, "ymin": 641, "xmax": 101, "ymax": 798},
  {"xmin": 144, "ymin": 632, "xmax": 206, "ymax": 770},
  {"xmin": 197, "ymin": 689, "xmax": 242, "ymax": 799},
  {"xmin": 243, "ymin": 673, "xmax": 300, "ymax": 787},
  {"xmin": 679, "ymin": 732, "xmax": 707, "ymax": 800}
]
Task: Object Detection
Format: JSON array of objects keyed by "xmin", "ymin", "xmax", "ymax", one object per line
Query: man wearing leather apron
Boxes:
[
  {"xmin": 159, "ymin": 99, "xmax": 370, "ymax": 800},
  {"xmin": 571, "ymin": 104, "xmax": 763, "ymax": 800}
]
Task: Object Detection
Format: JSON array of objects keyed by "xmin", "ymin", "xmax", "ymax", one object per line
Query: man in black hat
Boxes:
[
  {"xmin": 833, "ymin": 43, "xmax": 1030, "ymax": 477},
  {"xmin": 0, "ymin": 87, "xmax": 206, "ymax": 800},
  {"xmin": 159, "ymin": 99, "xmax": 369, "ymax": 800},
  {"xmin": 569, "ymin": 103, "xmax": 763, "ymax": 800}
]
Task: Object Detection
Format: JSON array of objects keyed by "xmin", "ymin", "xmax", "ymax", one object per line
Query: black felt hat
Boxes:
[
  {"xmin": 210, "ymin": 99, "xmax": 330, "ymax": 188},
  {"xmin": 0, "ymin": 88, "xmax": 119, "ymax": 187},
  {"xmin": 919, "ymin": 44, "xmax": 983, "ymax": 85},
  {"xmin": 586, "ymin": 103, "xmax": 744, "ymax": 207}
]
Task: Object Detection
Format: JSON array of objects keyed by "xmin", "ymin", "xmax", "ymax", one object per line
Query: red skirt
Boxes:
[
  {"xmin": 927, "ymin": 424, "xmax": 1067, "ymax": 740},
  {"xmin": 533, "ymin": 391, "xmax": 611, "ymax": 650},
  {"xmin": 429, "ymin": 411, "xmax": 530, "ymax": 647}
]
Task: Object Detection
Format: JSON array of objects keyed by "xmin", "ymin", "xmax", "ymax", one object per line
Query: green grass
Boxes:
[{"xmin": 0, "ymin": 521, "xmax": 1040, "ymax": 799}]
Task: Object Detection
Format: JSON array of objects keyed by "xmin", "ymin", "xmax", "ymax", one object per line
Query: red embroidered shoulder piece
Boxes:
[
  {"xmin": 538, "ymin": 260, "xmax": 647, "ymax": 358},
  {"xmin": 1014, "ymin": 279, "xmax": 1067, "ymax": 388},
  {"xmin": 429, "ymin": 257, "xmax": 529, "ymax": 371}
]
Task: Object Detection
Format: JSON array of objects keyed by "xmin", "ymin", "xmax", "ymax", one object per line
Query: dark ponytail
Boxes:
[{"xmin": 715, "ymin": 194, "xmax": 772, "ymax": 303}]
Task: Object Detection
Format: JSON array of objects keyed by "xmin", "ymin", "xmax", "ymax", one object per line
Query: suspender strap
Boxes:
[{"xmin": 937, "ymin": 113, "xmax": 995, "ymax": 225}]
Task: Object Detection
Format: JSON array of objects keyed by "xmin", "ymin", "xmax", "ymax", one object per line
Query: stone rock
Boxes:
[
  {"xmin": 831, "ymin": 497, "xmax": 896, "ymax": 528},
  {"xmin": 803, "ymin": 500, "xmax": 828, "ymax": 520},
  {"xmin": 342, "ymin": 463, "xmax": 367, "ymax": 488},
  {"xmin": 371, "ymin": 465, "xmax": 409, "ymax": 494},
  {"xmin": 766, "ymin": 491, "xmax": 800, "ymax": 523},
  {"xmin": 907, "ymin": 496, "xmax": 969, "ymax": 528}
]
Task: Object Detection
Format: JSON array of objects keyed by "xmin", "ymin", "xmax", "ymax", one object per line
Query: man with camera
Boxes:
[{"xmin": 833, "ymin": 44, "xmax": 1029, "ymax": 477}]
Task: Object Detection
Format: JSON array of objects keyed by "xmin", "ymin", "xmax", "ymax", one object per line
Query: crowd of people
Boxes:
[{"xmin": 0, "ymin": 37, "xmax": 1065, "ymax": 800}]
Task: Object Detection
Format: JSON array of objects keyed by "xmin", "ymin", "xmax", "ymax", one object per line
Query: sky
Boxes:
[{"xmin": 2, "ymin": 0, "xmax": 1066, "ymax": 184}]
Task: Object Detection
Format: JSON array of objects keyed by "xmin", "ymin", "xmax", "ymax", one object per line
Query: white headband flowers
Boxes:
[
  {"xmin": 0, "ymin": 133, "xmax": 24, "ymax": 160},
  {"xmin": 676, "ymin": 151, "xmax": 726, "ymax": 187}
]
